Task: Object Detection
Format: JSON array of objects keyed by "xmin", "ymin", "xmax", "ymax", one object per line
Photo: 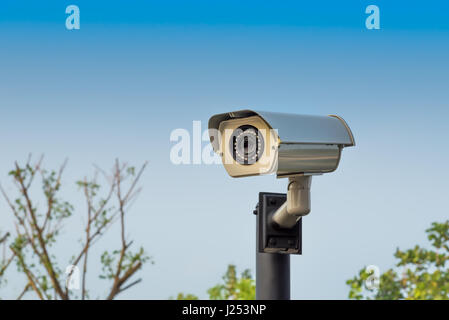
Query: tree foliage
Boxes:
[
  {"xmin": 347, "ymin": 221, "xmax": 449, "ymax": 300},
  {"xmin": 176, "ymin": 264, "xmax": 255, "ymax": 300},
  {"xmin": 175, "ymin": 293, "xmax": 199, "ymax": 300},
  {"xmin": 0, "ymin": 156, "xmax": 150, "ymax": 300}
]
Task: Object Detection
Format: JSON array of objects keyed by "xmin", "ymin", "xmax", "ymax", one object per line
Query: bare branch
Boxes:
[
  {"xmin": 0, "ymin": 251, "xmax": 15, "ymax": 277},
  {"xmin": 25, "ymin": 154, "xmax": 43, "ymax": 190},
  {"xmin": 13, "ymin": 161, "xmax": 67, "ymax": 300},
  {"xmin": 106, "ymin": 160, "xmax": 148, "ymax": 300},
  {"xmin": 122, "ymin": 161, "xmax": 148, "ymax": 204},
  {"xmin": 17, "ymin": 283, "xmax": 31, "ymax": 300},
  {"xmin": 0, "ymin": 232, "xmax": 10, "ymax": 244},
  {"xmin": 117, "ymin": 278, "xmax": 142, "ymax": 294},
  {"xmin": 107, "ymin": 261, "xmax": 143, "ymax": 300},
  {"xmin": 11, "ymin": 247, "xmax": 45, "ymax": 300},
  {"xmin": 81, "ymin": 178, "xmax": 92, "ymax": 300},
  {"xmin": 41, "ymin": 159, "xmax": 68, "ymax": 231},
  {"xmin": 2, "ymin": 158, "xmax": 148, "ymax": 300}
]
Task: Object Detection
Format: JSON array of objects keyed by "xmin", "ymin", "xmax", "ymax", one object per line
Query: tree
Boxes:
[
  {"xmin": 208, "ymin": 265, "xmax": 255, "ymax": 300},
  {"xmin": 347, "ymin": 220, "xmax": 449, "ymax": 300},
  {"xmin": 175, "ymin": 293, "xmax": 199, "ymax": 300},
  {"xmin": 0, "ymin": 156, "xmax": 150, "ymax": 300},
  {"xmin": 175, "ymin": 264, "xmax": 256, "ymax": 300}
]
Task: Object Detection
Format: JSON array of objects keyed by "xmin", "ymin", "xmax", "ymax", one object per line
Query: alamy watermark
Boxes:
[
  {"xmin": 169, "ymin": 120, "xmax": 278, "ymax": 167},
  {"xmin": 65, "ymin": 5, "xmax": 80, "ymax": 30},
  {"xmin": 65, "ymin": 265, "xmax": 80, "ymax": 290},
  {"xmin": 62, "ymin": 5, "xmax": 380, "ymax": 32},
  {"xmin": 170, "ymin": 121, "xmax": 221, "ymax": 165},
  {"xmin": 365, "ymin": 265, "xmax": 380, "ymax": 290},
  {"xmin": 365, "ymin": 5, "xmax": 380, "ymax": 30}
]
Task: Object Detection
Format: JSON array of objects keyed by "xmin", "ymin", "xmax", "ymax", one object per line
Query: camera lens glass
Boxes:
[{"xmin": 230, "ymin": 125, "xmax": 264, "ymax": 165}]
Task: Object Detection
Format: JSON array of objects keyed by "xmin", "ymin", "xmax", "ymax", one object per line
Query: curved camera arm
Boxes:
[{"xmin": 272, "ymin": 175, "xmax": 312, "ymax": 229}]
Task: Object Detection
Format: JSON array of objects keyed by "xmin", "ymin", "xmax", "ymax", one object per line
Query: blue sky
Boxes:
[
  {"xmin": 1, "ymin": 1, "xmax": 449, "ymax": 29},
  {"xmin": 0, "ymin": 1, "xmax": 448, "ymax": 299}
]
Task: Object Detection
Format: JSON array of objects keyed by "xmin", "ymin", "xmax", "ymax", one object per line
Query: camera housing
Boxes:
[{"xmin": 208, "ymin": 109, "xmax": 355, "ymax": 178}]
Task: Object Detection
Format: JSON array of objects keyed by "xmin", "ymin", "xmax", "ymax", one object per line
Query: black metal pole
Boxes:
[{"xmin": 256, "ymin": 213, "xmax": 291, "ymax": 300}]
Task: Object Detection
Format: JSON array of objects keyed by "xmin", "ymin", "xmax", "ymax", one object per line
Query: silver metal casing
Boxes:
[{"xmin": 208, "ymin": 109, "xmax": 355, "ymax": 178}]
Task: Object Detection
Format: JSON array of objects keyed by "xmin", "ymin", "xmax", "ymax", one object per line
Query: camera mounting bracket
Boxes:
[
  {"xmin": 271, "ymin": 175, "xmax": 312, "ymax": 229},
  {"xmin": 256, "ymin": 192, "xmax": 302, "ymax": 254}
]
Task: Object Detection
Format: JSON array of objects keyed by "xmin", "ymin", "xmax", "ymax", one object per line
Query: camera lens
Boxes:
[{"xmin": 230, "ymin": 125, "xmax": 264, "ymax": 165}]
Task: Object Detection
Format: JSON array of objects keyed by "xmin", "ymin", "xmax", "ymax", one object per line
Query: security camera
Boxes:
[{"xmin": 208, "ymin": 109, "xmax": 355, "ymax": 229}]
